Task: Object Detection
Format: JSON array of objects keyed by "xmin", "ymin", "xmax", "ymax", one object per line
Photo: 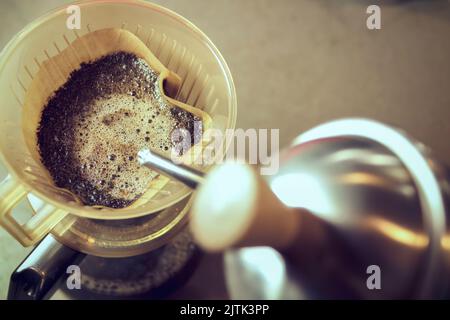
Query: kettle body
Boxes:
[{"xmin": 224, "ymin": 119, "xmax": 450, "ymax": 299}]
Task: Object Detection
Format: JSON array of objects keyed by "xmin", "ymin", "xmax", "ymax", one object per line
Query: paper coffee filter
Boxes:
[{"xmin": 22, "ymin": 27, "xmax": 212, "ymax": 213}]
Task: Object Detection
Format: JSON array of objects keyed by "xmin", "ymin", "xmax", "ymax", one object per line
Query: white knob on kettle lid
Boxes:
[{"xmin": 190, "ymin": 162, "xmax": 301, "ymax": 252}]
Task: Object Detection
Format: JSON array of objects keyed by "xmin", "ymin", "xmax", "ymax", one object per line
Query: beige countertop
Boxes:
[{"xmin": 1, "ymin": 0, "xmax": 449, "ymax": 299}]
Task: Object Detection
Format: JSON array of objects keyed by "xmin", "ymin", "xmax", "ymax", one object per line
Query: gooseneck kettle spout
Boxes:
[{"xmin": 138, "ymin": 149, "xmax": 205, "ymax": 189}]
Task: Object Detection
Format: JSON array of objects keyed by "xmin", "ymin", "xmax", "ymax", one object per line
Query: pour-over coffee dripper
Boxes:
[{"xmin": 0, "ymin": 0, "xmax": 236, "ymax": 256}]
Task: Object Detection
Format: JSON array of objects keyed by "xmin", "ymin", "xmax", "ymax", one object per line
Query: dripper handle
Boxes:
[{"xmin": 0, "ymin": 175, "xmax": 68, "ymax": 246}]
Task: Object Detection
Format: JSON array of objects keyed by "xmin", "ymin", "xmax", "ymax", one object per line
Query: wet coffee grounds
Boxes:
[{"xmin": 37, "ymin": 51, "xmax": 201, "ymax": 208}]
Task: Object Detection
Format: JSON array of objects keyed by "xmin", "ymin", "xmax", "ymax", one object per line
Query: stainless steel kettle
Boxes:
[{"xmin": 187, "ymin": 118, "xmax": 450, "ymax": 299}]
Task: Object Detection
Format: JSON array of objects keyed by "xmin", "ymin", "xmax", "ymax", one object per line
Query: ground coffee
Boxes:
[{"xmin": 37, "ymin": 51, "xmax": 201, "ymax": 208}]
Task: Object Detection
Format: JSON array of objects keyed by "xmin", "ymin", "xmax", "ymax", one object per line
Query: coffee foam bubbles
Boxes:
[
  {"xmin": 37, "ymin": 52, "xmax": 201, "ymax": 208},
  {"xmin": 71, "ymin": 93, "xmax": 177, "ymax": 202}
]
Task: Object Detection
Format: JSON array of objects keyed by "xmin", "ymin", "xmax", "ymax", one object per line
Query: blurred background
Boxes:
[{"xmin": 0, "ymin": 0, "xmax": 449, "ymax": 299}]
